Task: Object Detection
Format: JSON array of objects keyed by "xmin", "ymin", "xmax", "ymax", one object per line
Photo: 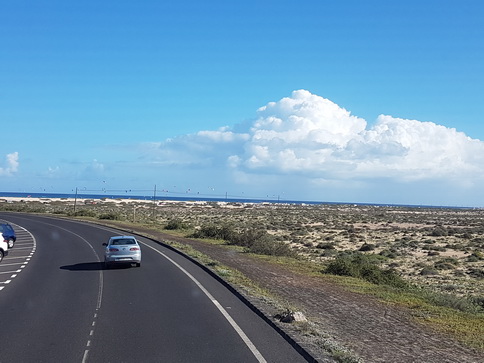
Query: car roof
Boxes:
[{"xmin": 0, "ymin": 223, "xmax": 13, "ymax": 231}]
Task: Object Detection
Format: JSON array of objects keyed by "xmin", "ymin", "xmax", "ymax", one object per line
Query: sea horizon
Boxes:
[{"xmin": 0, "ymin": 191, "xmax": 477, "ymax": 210}]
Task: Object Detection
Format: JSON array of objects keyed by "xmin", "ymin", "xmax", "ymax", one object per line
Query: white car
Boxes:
[
  {"xmin": 0, "ymin": 238, "xmax": 8, "ymax": 263},
  {"xmin": 103, "ymin": 236, "xmax": 141, "ymax": 268}
]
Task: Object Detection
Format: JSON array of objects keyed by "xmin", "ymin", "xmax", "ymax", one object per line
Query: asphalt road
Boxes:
[{"xmin": 0, "ymin": 213, "xmax": 310, "ymax": 363}]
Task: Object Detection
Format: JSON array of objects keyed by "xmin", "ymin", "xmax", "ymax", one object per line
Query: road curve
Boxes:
[{"xmin": 0, "ymin": 213, "xmax": 310, "ymax": 363}]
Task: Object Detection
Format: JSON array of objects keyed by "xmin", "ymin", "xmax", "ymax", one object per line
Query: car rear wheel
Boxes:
[
  {"xmin": 0, "ymin": 250, "xmax": 4, "ymax": 263},
  {"xmin": 136, "ymin": 262, "xmax": 141, "ymax": 267},
  {"xmin": 8, "ymin": 239, "xmax": 14, "ymax": 248}
]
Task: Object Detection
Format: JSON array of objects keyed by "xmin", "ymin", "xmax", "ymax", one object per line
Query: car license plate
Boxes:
[{"xmin": 118, "ymin": 258, "xmax": 131, "ymax": 261}]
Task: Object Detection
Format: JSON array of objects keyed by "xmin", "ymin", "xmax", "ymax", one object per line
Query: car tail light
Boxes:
[
  {"xmin": 130, "ymin": 247, "xmax": 140, "ymax": 251},
  {"xmin": 109, "ymin": 248, "xmax": 119, "ymax": 252}
]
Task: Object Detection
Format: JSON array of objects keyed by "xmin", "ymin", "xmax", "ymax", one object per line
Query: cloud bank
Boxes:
[
  {"xmin": 0, "ymin": 152, "xmax": 19, "ymax": 176},
  {"xmin": 150, "ymin": 90, "xmax": 484, "ymax": 187}
]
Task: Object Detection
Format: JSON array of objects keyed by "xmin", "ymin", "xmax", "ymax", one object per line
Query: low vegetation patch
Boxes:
[
  {"xmin": 164, "ymin": 218, "xmax": 191, "ymax": 230},
  {"xmin": 191, "ymin": 223, "xmax": 296, "ymax": 257},
  {"xmin": 324, "ymin": 253, "xmax": 408, "ymax": 289}
]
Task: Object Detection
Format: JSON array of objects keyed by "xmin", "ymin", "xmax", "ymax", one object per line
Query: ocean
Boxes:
[
  {"xmin": 0, "ymin": 191, "xmax": 472, "ymax": 209},
  {"xmin": 0, "ymin": 191, "xmax": 322, "ymax": 205}
]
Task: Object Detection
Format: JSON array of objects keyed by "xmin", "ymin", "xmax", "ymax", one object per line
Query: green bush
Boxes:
[
  {"xmin": 73, "ymin": 209, "xmax": 97, "ymax": 217},
  {"xmin": 191, "ymin": 224, "xmax": 296, "ymax": 257},
  {"xmin": 191, "ymin": 224, "xmax": 236, "ymax": 240},
  {"xmin": 467, "ymin": 268, "xmax": 484, "ymax": 279},
  {"xmin": 416, "ymin": 288, "xmax": 483, "ymax": 313},
  {"xmin": 420, "ymin": 267, "xmax": 439, "ymax": 276},
  {"xmin": 430, "ymin": 226, "xmax": 448, "ymax": 237},
  {"xmin": 99, "ymin": 212, "xmax": 123, "ymax": 220},
  {"xmin": 434, "ymin": 257, "xmax": 459, "ymax": 270},
  {"xmin": 317, "ymin": 242, "xmax": 336, "ymax": 250},
  {"xmin": 164, "ymin": 218, "xmax": 190, "ymax": 230},
  {"xmin": 324, "ymin": 253, "xmax": 408, "ymax": 289},
  {"xmin": 379, "ymin": 249, "xmax": 398, "ymax": 259},
  {"xmin": 359, "ymin": 243, "xmax": 376, "ymax": 252}
]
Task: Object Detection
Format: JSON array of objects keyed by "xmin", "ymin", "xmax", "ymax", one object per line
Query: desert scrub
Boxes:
[
  {"xmin": 98, "ymin": 212, "xmax": 124, "ymax": 220},
  {"xmin": 324, "ymin": 253, "xmax": 408, "ymax": 289},
  {"xmin": 434, "ymin": 258, "xmax": 459, "ymax": 270},
  {"xmin": 358, "ymin": 243, "xmax": 376, "ymax": 252},
  {"xmin": 191, "ymin": 223, "xmax": 296, "ymax": 257},
  {"xmin": 164, "ymin": 218, "xmax": 191, "ymax": 230},
  {"xmin": 70, "ymin": 209, "xmax": 97, "ymax": 217}
]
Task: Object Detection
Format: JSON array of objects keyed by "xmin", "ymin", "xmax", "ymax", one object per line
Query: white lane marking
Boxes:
[
  {"xmin": 42, "ymin": 218, "xmax": 264, "ymax": 362},
  {"xmin": 141, "ymin": 242, "xmax": 267, "ymax": 363},
  {"xmin": 0, "ymin": 223, "xmax": 36, "ymax": 292},
  {"xmin": 32, "ymin": 221, "xmax": 104, "ymax": 363},
  {"xmin": 5, "ymin": 254, "xmax": 33, "ymax": 259},
  {"xmin": 82, "ymin": 350, "xmax": 89, "ymax": 363},
  {"xmin": 0, "ymin": 262, "xmax": 26, "ymax": 267},
  {"xmin": 35, "ymin": 222, "xmax": 104, "ymax": 310},
  {"xmin": 0, "ymin": 270, "xmax": 22, "ymax": 275}
]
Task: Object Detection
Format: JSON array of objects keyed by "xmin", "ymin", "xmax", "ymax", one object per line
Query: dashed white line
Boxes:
[
  {"xmin": 0, "ymin": 262, "xmax": 26, "ymax": 267},
  {"xmin": 0, "ymin": 224, "xmax": 36, "ymax": 292},
  {"xmin": 32, "ymin": 221, "xmax": 104, "ymax": 363},
  {"xmin": 0, "ymin": 270, "xmax": 22, "ymax": 275}
]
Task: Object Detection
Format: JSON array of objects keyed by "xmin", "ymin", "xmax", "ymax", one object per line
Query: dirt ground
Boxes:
[{"xmin": 108, "ymin": 221, "xmax": 483, "ymax": 363}]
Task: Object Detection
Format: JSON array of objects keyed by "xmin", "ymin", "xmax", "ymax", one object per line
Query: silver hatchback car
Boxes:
[{"xmin": 104, "ymin": 236, "xmax": 141, "ymax": 268}]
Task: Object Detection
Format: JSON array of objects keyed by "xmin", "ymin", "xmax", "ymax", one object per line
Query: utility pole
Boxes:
[
  {"xmin": 152, "ymin": 184, "xmax": 157, "ymax": 219},
  {"xmin": 74, "ymin": 187, "xmax": 78, "ymax": 214}
]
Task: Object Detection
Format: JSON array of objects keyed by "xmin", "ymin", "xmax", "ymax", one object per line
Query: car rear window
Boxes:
[{"xmin": 111, "ymin": 239, "xmax": 136, "ymax": 245}]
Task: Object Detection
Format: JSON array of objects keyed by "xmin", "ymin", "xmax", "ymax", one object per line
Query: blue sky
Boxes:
[{"xmin": 1, "ymin": 0, "xmax": 484, "ymax": 206}]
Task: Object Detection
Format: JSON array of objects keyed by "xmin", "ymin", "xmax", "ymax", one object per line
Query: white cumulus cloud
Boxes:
[
  {"xmin": 0, "ymin": 152, "xmax": 19, "ymax": 176},
  {"xmin": 230, "ymin": 90, "xmax": 484, "ymax": 182},
  {"xmin": 144, "ymin": 90, "xmax": 484, "ymax": 192}
]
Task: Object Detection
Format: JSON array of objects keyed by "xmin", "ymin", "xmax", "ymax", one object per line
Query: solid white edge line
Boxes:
[{"xmin": 142, "ymin": 243, "xmax": 267, "ymax": 363}]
